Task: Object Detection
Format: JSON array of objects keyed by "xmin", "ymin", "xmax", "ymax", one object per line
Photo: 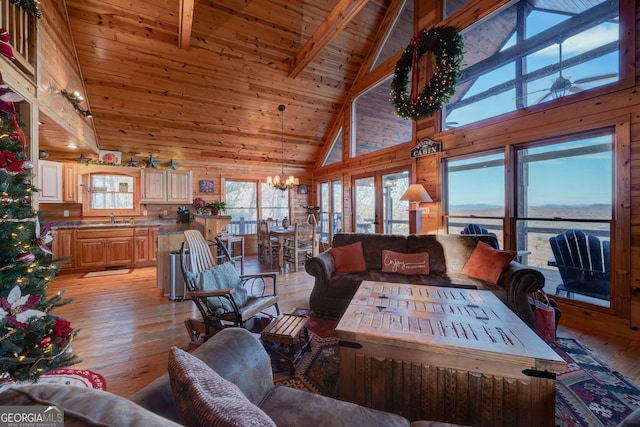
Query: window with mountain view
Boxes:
[
  {"xmin": 445, "ymin": 152, "xmax": 505, "ymax": 246},
  {"xmin": 443, "ymin": 0, "xmax": 620, "ymax": 129},
  {"xmin": 444, "ymin": 129, "xmax": 613, "ymax": 308},
  {"xmin": 514, "ymin": 131, "xmax": 613, "ymax": 308}
]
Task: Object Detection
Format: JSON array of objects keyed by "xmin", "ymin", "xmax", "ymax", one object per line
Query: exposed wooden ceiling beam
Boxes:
[
  {"xmin": 179, "ymin": 0, "xmax": 194, "ymax": 49},
  {"xmin": 288, "ymin": 0, "xmax": 370, "ymax": 79}
]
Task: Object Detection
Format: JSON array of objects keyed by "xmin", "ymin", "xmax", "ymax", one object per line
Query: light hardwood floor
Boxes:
[{"xmin": 47, "ymin": 260, "xmax": 640, "ymax": 398}]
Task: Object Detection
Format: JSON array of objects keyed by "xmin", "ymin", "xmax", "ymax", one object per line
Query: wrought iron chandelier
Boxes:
[{"xmin": 267, "ymin": 104, "xmax": 298, "ymax": 191}]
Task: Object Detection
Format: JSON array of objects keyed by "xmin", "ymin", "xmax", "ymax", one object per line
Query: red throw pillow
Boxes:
[
  {"xmin": 461, "ymin": 240, "xmax": 516, "ymax": 285},
  {"xmin": 461, "ymin": 240, "xmax": 516, "ymax": 284},
  {"xmin": 330, "ymin": 241, "xmax": 367, "ymax": 274},
  {"xmin": 381, "ymin": 250, "xmax": 429, "ymax": 275}
]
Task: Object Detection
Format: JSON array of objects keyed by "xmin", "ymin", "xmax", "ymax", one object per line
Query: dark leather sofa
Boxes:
[{"xmin": 305, "ymin": 233, "xmax": 545, "ymax": 329}]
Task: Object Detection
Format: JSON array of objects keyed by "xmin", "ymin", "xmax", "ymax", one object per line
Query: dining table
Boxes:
[{"xmin": 269, "ymin": 226, "xmax": 295, "ymax": 270}]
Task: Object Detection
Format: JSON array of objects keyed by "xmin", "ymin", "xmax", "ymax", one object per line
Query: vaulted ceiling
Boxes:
[{"xmin": 48, "ymin": 0, "xmax": 396, "ymax": 171}]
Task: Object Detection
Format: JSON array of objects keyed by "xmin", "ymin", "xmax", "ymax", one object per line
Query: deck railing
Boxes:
[{"xmin": 0, "ymin": 0, "xmax": 36, "ymax": 77}]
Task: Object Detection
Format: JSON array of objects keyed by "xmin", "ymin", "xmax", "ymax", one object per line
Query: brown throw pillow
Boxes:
[
  {"xmin": 461, "ymin": 240, "xmax": 516, "ymax": 284},
  {"xmin": 330, "ymin": 241, "xmax": 367, "ymax": 274},
  {"xmin": 381, "ymin": 250, "xmax": 430, "ymax": 275},
  {"xmin": 168, "ymin": 347, "xmax": 276, "ymax": 427}
]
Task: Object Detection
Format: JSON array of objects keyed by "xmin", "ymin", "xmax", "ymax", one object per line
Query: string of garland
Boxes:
[
  {"xmin": 391, "ymin": 26, "xmax": 464, "ymax": 121},
  {"xmin": 9, "ymin": 0, "xmax": 42, "ymax": 19}
]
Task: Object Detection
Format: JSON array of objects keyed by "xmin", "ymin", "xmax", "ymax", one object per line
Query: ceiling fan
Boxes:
[{"xmin": 532, "ymin": 41, "xmax": 617, "ymax": 105}]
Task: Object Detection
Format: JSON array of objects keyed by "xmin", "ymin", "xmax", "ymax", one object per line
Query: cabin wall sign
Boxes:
[{"xmin": 410, "ymin": 138, "xmax": 441, "ymax": 158}]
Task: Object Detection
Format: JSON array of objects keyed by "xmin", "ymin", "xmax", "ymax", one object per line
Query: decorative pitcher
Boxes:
[{"xmin": 282, "ymin": 217, "xmax": 290, "ymax": 229}]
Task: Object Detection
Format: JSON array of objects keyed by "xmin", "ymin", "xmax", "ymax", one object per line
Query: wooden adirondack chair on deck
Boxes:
[
  {"xmin": 549, "ymin": 229, "xmax": 610, "ymax": 301},
  {"xmin": 460, "ymin": 223, "xmax": 498, "ymax": 243}
]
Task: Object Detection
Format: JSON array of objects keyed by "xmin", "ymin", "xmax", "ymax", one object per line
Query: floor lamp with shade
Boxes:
[{"xmin": 400, "ymin": 183, "xmax": 433, "ymax": 234}]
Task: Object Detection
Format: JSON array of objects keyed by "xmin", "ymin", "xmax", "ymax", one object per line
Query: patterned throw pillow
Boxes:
[
  {"xmin": 168, "ymin": 347, "xmax": 277, "ymax": 427},
  {"xmin": 381, "ymin": 250, "xmax": 430, "ymax": 275},
  {"xmin": 461, "ymin": 240, "xmax": 516, "ymax": 284},
  {"xmin": 329, "ymin": 241, "xmax": 367, "ymax": 274}
]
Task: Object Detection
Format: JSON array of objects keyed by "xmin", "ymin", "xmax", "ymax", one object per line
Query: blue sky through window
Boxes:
[
  {"xmin": 447, "ymin": 135, "xmax": 612, "ymax": 211},
  {"xmin": 444, "ymin": 1, "xmax": 619, "ymax": 128}
]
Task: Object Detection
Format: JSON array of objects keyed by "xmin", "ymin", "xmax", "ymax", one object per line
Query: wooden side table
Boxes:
[{"xmin": 261, "ymin": 314, "xmax": 311, "ymax": 377}]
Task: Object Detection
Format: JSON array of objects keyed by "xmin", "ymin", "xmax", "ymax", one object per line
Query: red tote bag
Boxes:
[{"xmin": 529, "ymin": 291, "xmax": 556, "ymax": 343}]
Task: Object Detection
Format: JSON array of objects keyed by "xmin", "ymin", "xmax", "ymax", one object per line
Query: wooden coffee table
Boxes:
[
  {"xmin": 261, "ymin": 313, "xmax": 311, "ymax": 377},
  {"xmin": 335, "ymin": 281, "xmax": 567, "ymax": 427}
]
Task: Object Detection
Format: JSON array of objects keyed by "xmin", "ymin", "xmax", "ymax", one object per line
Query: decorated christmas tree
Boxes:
[{"xmin": 0, "ymin": 28, "xmax": 78, "ymax": 382}]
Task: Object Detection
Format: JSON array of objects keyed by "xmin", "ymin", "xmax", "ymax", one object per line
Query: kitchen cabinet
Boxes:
[
  {"xmin": 38, "ymin": 160, "xmax": 62, "ymax": 203},
  {"xmin": 76, "ymin": 228, "xmax": 134, "ymax": 269},
  {"xmin": 140, "ymin": 170, "xmax": 192, "ymax": 204},
  {"xmin": 149, "ymin": 227, "xmax": 159, "ymax": 262},
  {"xmin": 134, "ymin": 228, "xmax": 150, "ymax": 264},
  {"xmin": 167, "ymin": 170, "xmax": 192, "ymax": 203},
  {"xmin": 193, "ymin": 214, "xmax": 232, "ymax": 240},
  {"xmin": 108, "ymin": 236, "xmax": 134, "ymax": 266},
  {"xmin": 62, "ymin": 163, "xmax": 78, "ymax": 202},
  {"xmin": 140, "ymin": 169, "xmax": 166, "ymax": 202},
  {"xmin": 51, "ymin": 229, "xmax": 75, "ymax": 269}
]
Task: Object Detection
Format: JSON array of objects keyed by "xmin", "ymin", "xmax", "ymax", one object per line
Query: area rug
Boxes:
[
  {"xmin": 552, "ymin": 337, "xmax": 640, "ymax": 427},
  {"xmin": 0, "ymin": 369, "xmax": 107, "ymax": 392},
  {"xmin": 268, "ymin": 309, "xmax": 340, "ymax": 398},
  {"xmin": 81, "ymin": 268, "xmax": 131, "ymax": 278},
  {"xmin": 270, "ymin": 312, "xmax": 640, "ymax": 425}
]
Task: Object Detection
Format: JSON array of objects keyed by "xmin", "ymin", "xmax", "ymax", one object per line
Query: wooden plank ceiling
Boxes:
[{"xmin": 43, "ymin": 0, "xmax": 392, "ymax": 171}]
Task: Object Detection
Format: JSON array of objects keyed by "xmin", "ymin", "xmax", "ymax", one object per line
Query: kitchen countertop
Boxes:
[
  {"xmin": 51, "ymin": 219, "xmax": 178, "ymax": 230},
  {"xmin": 156, "ymin": 223, "xmax": 202, "ymax": 235}
]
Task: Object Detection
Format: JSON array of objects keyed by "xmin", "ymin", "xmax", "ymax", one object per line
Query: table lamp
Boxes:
[{"xmin": 400, "ymin": 183, "xmax": 433, "ymax": 234}]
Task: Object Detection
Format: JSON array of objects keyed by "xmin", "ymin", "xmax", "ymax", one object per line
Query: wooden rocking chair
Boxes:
[{"xmin": 180, "ymin": 230, "xmax": 280, "ymax": 345}]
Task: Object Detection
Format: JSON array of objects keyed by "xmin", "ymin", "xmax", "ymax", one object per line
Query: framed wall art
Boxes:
[
  {"xmin": 297, "ymin": 184, "xmax": 308, "ymax": 195},
  {"xmin": 99, "ymin": 150, "xmax": 122, "ymax": 165},
  {"xmin": 199, "ymin": 180, "xmax": 214, "ymax": 193}
]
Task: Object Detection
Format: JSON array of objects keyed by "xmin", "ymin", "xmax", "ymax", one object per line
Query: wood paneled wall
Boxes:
[
  {"xmin": 313, "ymin": 0, "xmax": 640, "ymax": 337},
  {"xmin": 37, "ymin": 0, "xmax": 98, "ymax": 152}
]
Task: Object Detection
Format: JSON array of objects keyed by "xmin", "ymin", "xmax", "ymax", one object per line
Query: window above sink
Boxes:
[{"xmin": 81, "ymin": 171, "xmax": 140, "ymax": 217}]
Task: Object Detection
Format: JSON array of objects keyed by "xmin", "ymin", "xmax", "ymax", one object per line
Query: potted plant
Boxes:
[
  {"xmin": 212, "ymin": 200, "xmax": 226, "ymax": 215},
  {"xmin": 205, "ymin": 200, "xmax": 226, "ymax": 215}
]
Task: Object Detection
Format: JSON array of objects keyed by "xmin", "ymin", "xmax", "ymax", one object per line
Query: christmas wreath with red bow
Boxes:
[{"xmin": 391, "ymin": 26, "xmax": 464, "ymax": 121}]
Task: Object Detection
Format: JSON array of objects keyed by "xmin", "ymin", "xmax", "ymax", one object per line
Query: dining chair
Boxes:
[
  {"xmin": 259, "ymin": 220, "xmax": 280, "ymax": 268},
  {"xmin": 266, "ymin": 218, "xmax": 278, "ymax": 228},
  {"xmin": 282, "ymin": 223, "xmax": 316, "ymax": 272},
  {"xmin": 257, "ymin": 220, "xmax": 265, "ymax": 262}
]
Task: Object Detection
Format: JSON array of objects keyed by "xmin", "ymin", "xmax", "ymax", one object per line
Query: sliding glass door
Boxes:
[{"xmin": 318, "ymin": 179, "xmax": 343, "ymax": 246}]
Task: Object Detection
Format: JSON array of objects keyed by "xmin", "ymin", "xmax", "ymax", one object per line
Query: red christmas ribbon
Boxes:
[{"xmin": 409, "ymin": 31, "xmax": 424, "ymax": 105}]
